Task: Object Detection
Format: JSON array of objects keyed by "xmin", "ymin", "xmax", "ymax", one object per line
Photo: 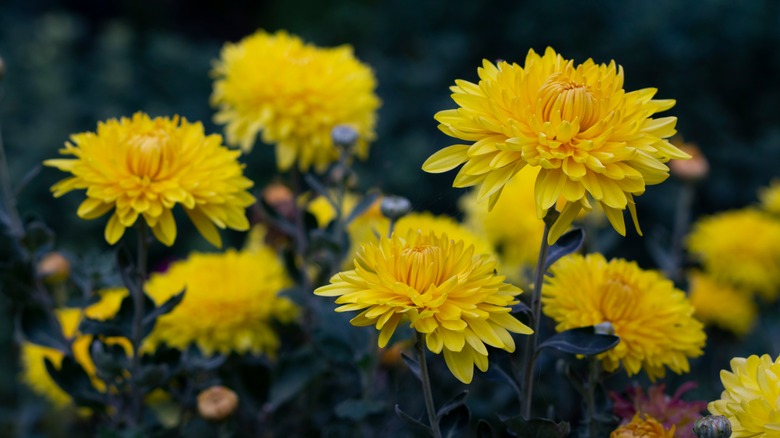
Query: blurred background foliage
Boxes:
[{"xmin": 2, "ymin": 0, "xmax": 780, "ymax": 435}]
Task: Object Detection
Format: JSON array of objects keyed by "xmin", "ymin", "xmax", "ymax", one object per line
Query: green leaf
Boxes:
[
  {"xmin": 394, "ymin": 404, "xmax": 431, "ymax": 435},
  {"xmin": 476, "ymin": 419, "xmax": 495, "ymax": 438},
  {"xmin": 89, "ymin": 338, "xmax": 129, "ymax": 381},
  {"xmin": 482, "ymin": 364, "xmax": 522, "ymax": 402},
  {"xmin": 334, "ymin": 399, "xmax": 385, "ymax": 421},
  {"xmin": 141, "ymin": 289, "xmax": 185, "ymax": 335},
  {"xmin": 22, "ymin": 220, "xmax": 54, "ymax": 255},
  {"xmin": 440, "ymin": 403, "xmax": 470, "ymax": 438},
  {"xmin": 501, "ymin": 416, "xmax": 570, "ymax": 438},
  {"xmin": 44, "ymin": 355, "xmax": 106, "ymax": 409},
  {"xmin": 18, "ymin": 304, "xmax": 70, "ymax": 352},
  {"xmin": 437, "ymin": 390, "xmax": 468, "ymax": 418},
  {"xmin": 537, "ymin": 326, "xmax": 619, "ymax": 356},
  {"xmin": 401, "ymin": 351, "xmax": 422, "ymax": 382},
  {"xmin": 545, "ymin": 228, "xmax": 584, "ymax": 270},
  {"xmin": 268, "ymin": 346, "xmax": 328, "ymax": 410}
]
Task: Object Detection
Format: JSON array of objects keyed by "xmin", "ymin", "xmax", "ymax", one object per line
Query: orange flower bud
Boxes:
[
  {"xmin": 37, "ymin": 252, "xmax": 70, "ymax": 284},
  {"xmin": 197, "ymin": 385, "xmax": 239, "ymax": 421},
  {"xmin": 670, "ymin": 142, "xmax": 709, "ymax": 183}
]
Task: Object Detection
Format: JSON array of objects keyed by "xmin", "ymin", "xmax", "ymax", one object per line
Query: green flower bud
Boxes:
[{"xmin": 693, "ymin": 415, "xmax": 731, "ymax": 438}]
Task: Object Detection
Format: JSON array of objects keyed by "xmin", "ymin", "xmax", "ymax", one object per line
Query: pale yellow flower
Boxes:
[
  {"xmin": 542, "ymin": 254, "xmax": 705, "ymax": 380},
  {"xmin": 315, "ymin": 230, "xmax": 532, "ymax": 383},
  {"xmin": 709, "ymin": 354, "xmax": 780, "ymax": 437},
  {"xmin": 44, "ymin": 113, "xmax": 255, "ymax": 247},
  {"xmin": 211, "ymin": 30, "xmax": 380, "ymax": 172},
  {"xmin": 423, "ymin": 48, "xmax": 689, "ymax": 243}
]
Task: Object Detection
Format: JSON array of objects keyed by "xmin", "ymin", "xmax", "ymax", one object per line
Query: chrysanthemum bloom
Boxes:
[
  {"xmin": 44, "ymin": 113, "xmax": 255, "ymax": 247},
  {"xmin": 423, "ymin": 47, "xmax": 689, "ymax": 243},
  {"xmin": 144, "ymin": 248, "xmax": 298, "ymax": 356},
  {"xmin": 542, "ymin": 254, "xmax": 705, "ymax": 380},
  {"xmin": 211, "ymin": 30, "xmax": 380, "ymax": 172},
  {"xmin": 314, "ymin": 230, "xmax": 532, "ymax": 383},
  {"xmin": 709, "ymin": 354, "xmax": 780, "ymax": 436},
  {"xmin": 611, "ymin": 414, "xmax": 675, "ymax": 438},
  {"xmin": 686, "ymin": 209, "xmax": 780, "ymax": 300},
  {"xmin": 21, "ymin": 288, "xmax": 129, "ymax": 407},
  {"xmin": 611, "ymin": 382, "xmax": 706, "ymax": 438},
  {"xmin": 459, "ymin": 166, "xmax": 545, "ymax": 279},
  {"xmin": 759, "ymin": 179, "xmax": 780, "ymax": 216},
  {"xmin": 687, "ymin": 271, "xmax": 757, "ymax": 336}
]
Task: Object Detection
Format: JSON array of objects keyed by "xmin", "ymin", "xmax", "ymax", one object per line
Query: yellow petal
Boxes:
[
  {"xmin": 104, "ymin": 213, "xmax": 126, "ymax": 244},
  {"xmin": 422, "ymin": 145, "xmax": 471, "ymax": 173},
  {"xmin": 186, "ymin": 208, "xmax": 222, "ymax": 248},
  {"xmin": 77, "ymin": 198, "xmax": 113, "ymax": 219},
  {"xmin": 443, "ymin": 347, "xmax": 474, "ymax": 384},
  {"xmin": 151, "ymin": 209, "xmax": 177, "ymax": 247}
]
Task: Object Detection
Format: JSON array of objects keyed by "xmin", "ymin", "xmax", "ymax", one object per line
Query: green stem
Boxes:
[
  {"xmin": 667, "ymin": 182, "xmax": 695, "ymax": 283},
  {"xmin": 584, "ymin": 356, "xmax": 599, "ymax": 438},
  {"xmin": 520, "ymin": 212, "xmax": 555, "ymax": 419},
  {"xmin": 130, "ymin": 222, "xmax": 149, "ymax": 425},
  {"xmin": 416, "ymin": 332, "xmax": 442, "ymax": 438}
]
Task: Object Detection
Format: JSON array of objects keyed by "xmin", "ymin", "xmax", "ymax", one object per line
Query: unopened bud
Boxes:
[
  {"xmin": 197, "ymin": 385, "xmax": 238, "ymax": 421},
  {"xmin": 693, "ymin": 415, "xmax": 732, "ymax": 438},
  {"xmin": 37, "ymin": 252, "xmax": 70, "ymax": 284},
  {"xmin": 380, "ymin": 195, "xmax": 412, "ymax": 221},
  {"xmin": 594, "ymin": 321, "xmax": 615, "ymax": 336},
  {"xmin": 670, "ymin": 142, "xmax": 709, "ymax": 183},
  {"xmin": 262, "ymin": 183, "xmax": 296, "ymax": 220},
  {"xmin": 331, "ymin": 124, "xmax": 359, "ymax": 148}
]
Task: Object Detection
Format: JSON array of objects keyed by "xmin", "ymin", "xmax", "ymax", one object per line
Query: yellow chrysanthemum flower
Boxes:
[
  {"xmin": 688, "ymin": 271, "xmax": 757, "ymax": 336},
  {"xmin": 144, "ymin": 248, "xmax": 298, "ymax": 356},
  {"xmin": 314, "ymin": 230, "xmax": 532, "ymax": 384},
  {"xmin": 459, "ymin": 166, "xmax": 545, "ymax": 279},
  {"xmin": 542, "ymin": 254, "xmax": 705, "ymax": 380},
  {"xmin": 423, "ymin": 47, "xmax": 689, "ymax": 243},
  {"xmin": 611, "ymin": 414, "xmax": 675, "ymax": 438},
  {"xmin": 759, "ymin": 179, "xmax": 780, "ymax": 216},
  {"xmin": 709, "ymin": 354, "xmax": 780, "ymax": 436},
  {"xmin": 686, "ymin": 209, "xmax": 780, "ymax": 300},
  {"xmin": 20, "ymin": 288, "xmax": 130, "ymax": 407},
  {"xmin": 44, "ymin": 113, "xmax": 255, "ymax": 247},
  {"xmin": 211, "ymin": 30, "xmax": 381, "ymax": 172}
]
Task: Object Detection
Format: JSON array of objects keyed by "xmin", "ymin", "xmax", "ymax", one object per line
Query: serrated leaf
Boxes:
[
  {"xmin": 394, "ymin": 404, "xmax": 431, "ymax": 435},
  {"xmin": 334, "ymin": 399, "xmax": 385, "ymax": 421},
  {"xmin": 18, "ymin": 305, "xmax": 70, "ymax": 352},
  {"xmin": 545, "ymin": 228, "xmax": 584, "ymax": 270},
  {"xmin": 401, "ymin": 351, "xmax": 422, "ymax": 382},
  {"xmin": 501, "ymin": 416, "xmax": 570, "ymax": 438},
  {"xmin": 537, "ymin": 326, "xmax": 619, "ymax": 356}
]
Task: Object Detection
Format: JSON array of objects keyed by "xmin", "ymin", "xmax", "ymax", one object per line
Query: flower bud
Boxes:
[
  {"xmin": 37, "ymin": 252, "xmax": 70, "ymax": 284},
  {"xmin": 197, "ymin": 385, "xmax": 239, "ymax": 421},
  {"xmin": 380, "ymin": 195, "xmax": 412, "ymax": 222},
  {"xmin": 693, "ymin": 415, "xmax": 732, "ymax": 438},
  {"xmin": 670, "ymin": 142, "xmax": 709, "ymax": 183},
  {"xmin": 594, "ymin": 321, "xmax": 615, "ymax": 336},
  {"xmin": 262, "ymin": 182, "xmax": 296, "ymax": 221},
  {"xmin": 331, "ymin": 124, "xmax": 359, "ymax": 148}
]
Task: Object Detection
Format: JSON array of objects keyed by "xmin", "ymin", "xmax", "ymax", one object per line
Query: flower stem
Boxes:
[
  {"xmin": 416, "ymin": 332, "xmax": 442, "ymax": 438},
  {"xmin": 520, "ymin": 211, "xmax": 556, "ymax": 419},
  {"xmin": 667, "ymin": 182, "xmax": 695, "ymax": 283},
  {"xmin": 130, "ymin": 221, "xmax": 149, "ymax": 426},
  {"xmin": 584, "ymin": 356, "xmax": 599, "ymax": 438}
]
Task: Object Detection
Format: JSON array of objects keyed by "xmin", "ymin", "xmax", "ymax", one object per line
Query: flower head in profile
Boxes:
[
  {"xmin": 144, "ymin": 248, "xmax": 298, "ymax": 356},
  {"xmin": 211, "ymin": 30, "xmax": 380, "ymax": 172},
  {"xmin": 423, "ymin": 48, "xmax": 689, "ymax": 243},
  {"xmin": 686, "ymin": 209, "xmax": 780, "ymax": 300},
  {"xmin": 21, "ymin": 288, "xmax": 129, "ymax": 407},
  {"xmin": 610, "ymin": 382, "xmax": 706, "ymax": 438},
  {"xmin": 687, "ymin": 271, "xmax": 757, "ymax": 336},
  {"xmin": 315, "ymin": 230, "xmax": 532, "ymax": 383},
  {"xmin": 542, "ymin": 254, "xmax": 706, "ymax": 380},
  {"xmin": 611, "ymin": 414, "xmax": 675, "ymax": 438},
  {"xmin": 44, "ymin": 113, "xmax": 255, "ymax": 247},
  {"xmin": 708, "ymin": 354, "xmax": 780, "ymax": 436},
  {"xmin": 759, "ymin": 179, "xmax": 780, "ymax": 216}
]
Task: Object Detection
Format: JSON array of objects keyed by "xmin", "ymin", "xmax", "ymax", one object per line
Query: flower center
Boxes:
[
  {"xmin": 401, "ymin": 244, "xmax": 441, "ymax": 291},
  {"xmin": 126, "ymin": 129, "xmax": 172, "ymax": 180},
  {"xmin": 538, "ymin": 75, "xmax": 599, "ymax": 129}
]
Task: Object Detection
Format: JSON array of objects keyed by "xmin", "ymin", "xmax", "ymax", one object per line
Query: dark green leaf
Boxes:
[
  {"xmin": 437, "ymin": 390, "xmax": 468, "ymax": 418},
  {"xmin": 79, "ymin": 293, "xmax": 154, "ymax": 339},
  {"xmin": 440, "ymin": 403, "xmax": 469, "ymax": 438},
  {"xmin": 0, "ymin": 260, "xmax": 36, "ymax": 300},
  {"xmin": 345, "ymin": 192, "xmax": 379, "ymax": 224},
  {"xmin": 476, "ymin": 419, "xmax": 495, "ymax": 438},
  {"xmin": 482, "ymin": 364, "xmax": 522, "ymax": 402},
  {"xmin": 394, "ymin": 404, "xmax": 431, "ymax": 435},
  {"xmin": 334, "ymin": 399, "xmax": 385, "ymax": 421},
  {"xmin": 303, "ymin": 173, "xmax": 334, "ymax": 205},
  {"xmin": 401, "ymin": 351, "xmax": 422, "ymax": 382},
  {"xmin": 142, "ymin": 289, "xmax": 185, "ymax": 336},
  {"xmin": 268, "ymin": 346, "xmax": 328, "ymax": 410},
  {"xmin": 545, "ymin": 228, "xmax": 584, "ymax": 271},
  {"xmin": 183, "ymin": 344, "xmax": 226, "ymax": 372},
  {"xmin": 116, "ymin": 244, "xmax": 141, "ymax": 293},
  {"xmin": 89, "ymin": 338, "xmax": 129, "ymax": 380},
  {"xmin": 44, "ymin": 356, "xmax": 106, "ymax": 409},
  {"xmin": 501, "ymin": 416, "xmax": 570, "ymax": 438},
  {"xmin": 537, "ymin": 326, "xmax": 619, "ymax": 356},
  {"xmin": 135, "ymin": 364, "xmax": 168, "ymax": 389},
  {"xmin": 18, "ymin": 305, "xmax": 69, "ymax": 352},
  {"xmin": 22, "ymin": 220, "xmax": 54, "ymax": 254}
]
